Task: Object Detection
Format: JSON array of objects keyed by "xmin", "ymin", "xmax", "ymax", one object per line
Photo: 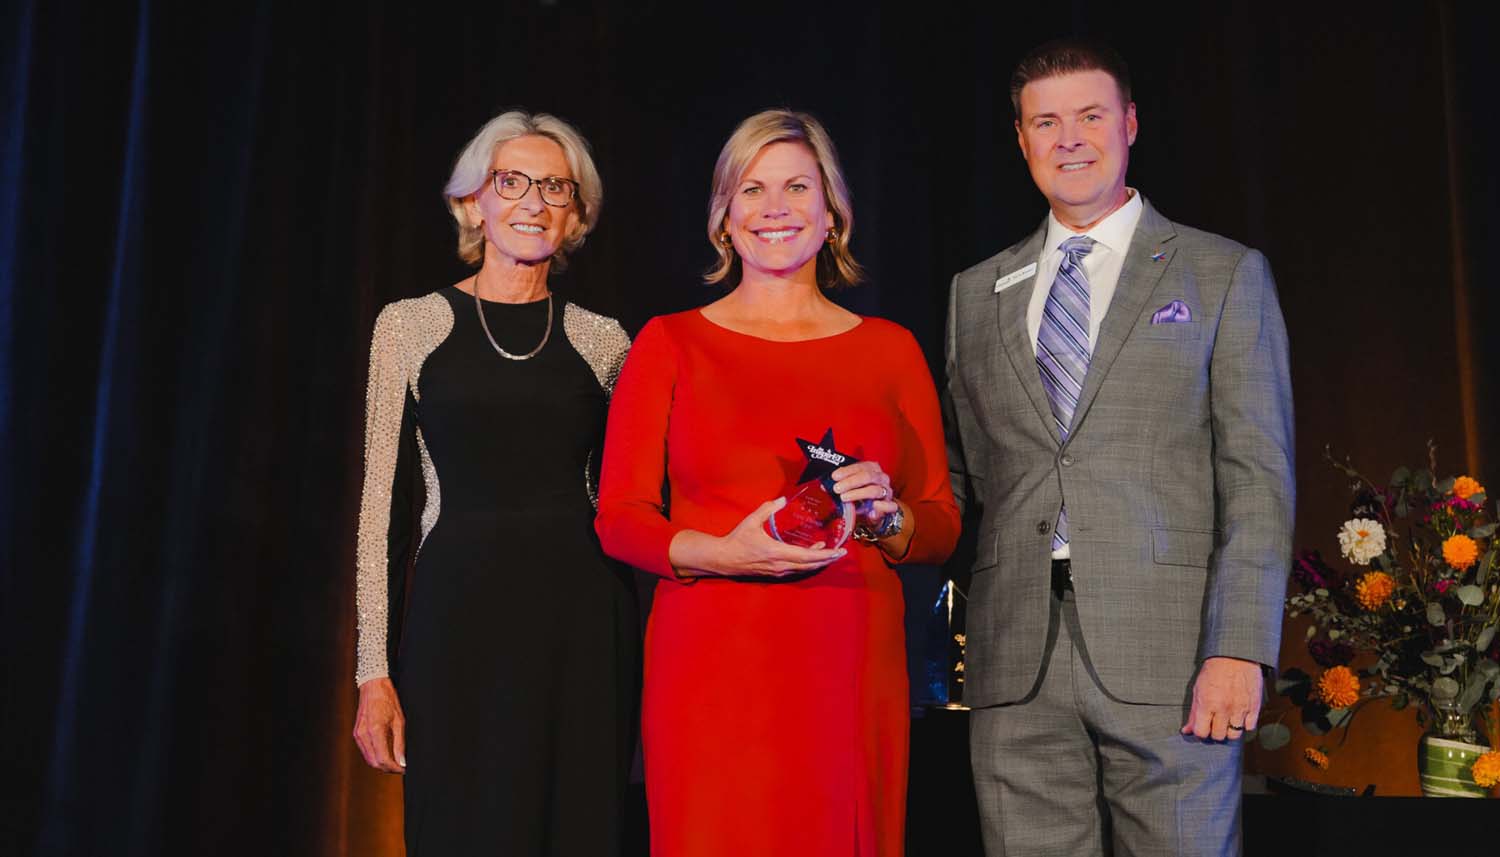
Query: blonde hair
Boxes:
[
  {"xmin": 704, "ymin": 109, "xmax": 864, "ymax": 289},
  {"xmin": 443, "ymin": 111, "xmax": 603, "ymax": 270}
]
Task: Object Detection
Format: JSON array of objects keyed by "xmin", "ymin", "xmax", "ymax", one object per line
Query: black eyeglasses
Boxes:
[{"xmin": 490, "ymin": 170, "xmax": 578, "ymax": 207}]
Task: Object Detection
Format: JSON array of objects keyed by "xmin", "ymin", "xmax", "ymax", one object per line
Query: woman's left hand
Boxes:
[{"xmin": 832, "ymin": 460, "xmax": 898, "ymax": 529}]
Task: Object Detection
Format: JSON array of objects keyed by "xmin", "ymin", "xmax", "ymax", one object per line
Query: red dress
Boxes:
[{"xmin": 596, "ymin": 310, "xmax": 959, "ymax": 857}]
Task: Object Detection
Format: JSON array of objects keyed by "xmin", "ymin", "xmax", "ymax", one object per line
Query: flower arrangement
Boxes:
[{"xmin": 1255, "ymin": 443, "xmax": 1500, "ymax": 793}]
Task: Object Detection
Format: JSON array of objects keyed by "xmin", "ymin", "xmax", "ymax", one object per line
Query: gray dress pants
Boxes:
[{"xmin": 969, "ymin": 590, "xmax": 1243, "ymax": 856}]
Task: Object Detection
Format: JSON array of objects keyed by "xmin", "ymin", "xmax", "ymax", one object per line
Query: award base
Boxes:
[{"xmin": 766, "ymin": 479, "xmax": 853, "ymax": 549}]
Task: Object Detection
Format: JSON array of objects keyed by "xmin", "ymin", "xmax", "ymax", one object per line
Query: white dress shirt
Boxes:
[{"xmin": 1026, "ymin": 189, "xmax": 1144, "ymax": 559}]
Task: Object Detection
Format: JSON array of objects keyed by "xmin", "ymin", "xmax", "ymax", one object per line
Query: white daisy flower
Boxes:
[{"xmin": 1337, "ymin": 518, "xmax": 1387, "ymax": 565}]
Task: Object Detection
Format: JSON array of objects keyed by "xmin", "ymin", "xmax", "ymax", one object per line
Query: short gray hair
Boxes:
[{"xmin": 443, "ymin": 110, "xmax": 603, "ymax": 269}]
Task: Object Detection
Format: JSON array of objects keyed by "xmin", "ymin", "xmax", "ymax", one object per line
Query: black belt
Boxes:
[{"xmin": 1051, "ymin": 558, "xmax": 1074, "ymax": 595}]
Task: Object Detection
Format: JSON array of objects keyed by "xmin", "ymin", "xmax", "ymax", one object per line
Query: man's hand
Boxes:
[{"xmin": 1181, "ymin": 656, "xmax": 1263, "ymax": 741}]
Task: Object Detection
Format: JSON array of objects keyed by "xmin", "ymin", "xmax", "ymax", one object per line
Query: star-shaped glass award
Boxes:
[{"xmin": 765, "ymin": 428, "xmax": 857, "ymax": 549}]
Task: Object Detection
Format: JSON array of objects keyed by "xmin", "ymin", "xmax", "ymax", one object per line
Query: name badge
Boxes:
[{"xmin": 994, "ymin": 262, "xmax": 1038, "ymax": 293}]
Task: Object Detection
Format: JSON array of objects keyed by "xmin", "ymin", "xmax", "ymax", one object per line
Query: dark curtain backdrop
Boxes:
[{"xmin": 3, "ymin": 1, "xmax": 1497, "ymax": 854}]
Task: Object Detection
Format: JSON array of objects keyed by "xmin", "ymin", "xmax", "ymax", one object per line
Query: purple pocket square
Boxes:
[{"xmin": 1150, "ymin": 300, "xmax": 1192, "ymax": 324}]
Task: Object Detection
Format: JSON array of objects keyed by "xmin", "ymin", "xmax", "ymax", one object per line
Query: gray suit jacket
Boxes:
[{"xmin": 945, "ymin": 199, "xmax": 1294, "ymax": 707}]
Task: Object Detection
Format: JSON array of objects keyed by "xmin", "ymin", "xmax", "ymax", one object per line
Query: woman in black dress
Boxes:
[{"xmin": 351, "ymin": 111, "xmax": 636, "ymax": 855}]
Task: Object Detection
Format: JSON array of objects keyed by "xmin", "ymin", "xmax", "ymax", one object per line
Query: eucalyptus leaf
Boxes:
[
  {"xmin": 1459, "ymin": 677, "xmax": 1491, "ymax": 711},
  {"xmin": 1477, "ymin": 626, "xmax": 1496, "ymax": 652},
  {"xmin": 1432, "ymin": 676, "xmax": 1461, "ymax": 700},
  {"xmin": 1301, "ymin": 711, "xmax": 1330, "ymax": 736},
  {"xmin": 1275, "ymin": 669, "xmax": 1311, "ymax": 695},
  {"xmin": 1471, "ymin": 523, "xmax": 1497, "ymax": 539},
  {"xmin": 1326, "ymin": 707, "xmax": 1353, "ymax": 727},
  {"xmin": 1395, "ymin": 499, "xmax": 1409, "ymax": 518},
  {"xmin": 1328, "ymin": 629, "xmax": 1343, "ymax": 640},
  {"xmin": 1469, "ymin": 491, "xmax": 1487, "ymax": 505},
  {"xmin": 1476, "ymin": 660, "xmax": 1500, "ymax": 680},
  {"xmin": 1427, "ymin": 602, "xmax": 1447, "ymax": 626},
  {"xmin": 1478, "ymin": 550, "xmax": 1494, "ymax": 585},
  {"xmin": 1436, "ymin": 476, "xmax": 1457, "ymax": 494},
  {"xmin": 1390, "ymin": 466, "xmax": 1411, "ymax": 486},
  {"xmin": 1456, "ymin": 585, "xmax": 1484, "ymax": 607},
  {"xmin": 1257, "ymin": 722, "xmax": 1292, "ymax": 750},
  {"xmin": 1372, "ymin": 554, "xmax": 1390, "ymax": 572},
  {"xmin": 1392, "ymin": 693, "xmax": 1410, "ymax": 710},
  {"xmin": 1421, "ymin": 652, "xmax": 1446, "ymax": 668}
]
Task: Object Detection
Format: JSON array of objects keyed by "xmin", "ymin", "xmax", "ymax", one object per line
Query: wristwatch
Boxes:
[{"xmin": 854, "ymin": 507, "xmax": 905, "ymax": 543}]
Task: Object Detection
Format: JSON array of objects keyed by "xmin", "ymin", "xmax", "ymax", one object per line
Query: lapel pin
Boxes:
[{"xmin": 1150, "ymin": 251, "xmax": 1167, "ymax": 262}]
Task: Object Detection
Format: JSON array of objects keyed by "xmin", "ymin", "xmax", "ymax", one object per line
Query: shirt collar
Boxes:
[{"xmin": 1043, "ymin": 188, "xmax": 1144, "ymax": 258}]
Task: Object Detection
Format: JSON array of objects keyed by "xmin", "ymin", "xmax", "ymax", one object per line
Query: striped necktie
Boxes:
[{"xmin": 1036, "ymin": 236, "xmax": 1094, "ymax": 550}]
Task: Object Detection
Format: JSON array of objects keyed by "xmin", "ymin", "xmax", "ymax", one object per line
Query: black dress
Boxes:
[{"xmin": 354, "ymin": 286, "xmax": 637, "ymax": 855}]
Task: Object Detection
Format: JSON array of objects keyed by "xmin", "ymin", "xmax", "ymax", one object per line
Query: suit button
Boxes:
[
  {"xmin": 1060, "ymin": 454, "xmax": 1075, "ymax": 467},
  {"xmin": 1037, "ymin": 520, "xmax": 1051, "ymax": 534}
]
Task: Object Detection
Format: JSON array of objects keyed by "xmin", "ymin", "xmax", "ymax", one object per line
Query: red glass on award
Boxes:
[{"xmin": 765, "ymin": 428, "xmax": 856, "ymax": 550}]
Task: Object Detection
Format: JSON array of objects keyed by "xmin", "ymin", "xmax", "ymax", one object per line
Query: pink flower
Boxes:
[{"xmin": 1434, "ymin": 579, "xmax": 1455, "ymax": 595}]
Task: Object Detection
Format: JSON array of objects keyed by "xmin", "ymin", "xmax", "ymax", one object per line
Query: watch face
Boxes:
[{"xmin": 876, "ymin": 509, "xmax": 904, "ymax": 538}]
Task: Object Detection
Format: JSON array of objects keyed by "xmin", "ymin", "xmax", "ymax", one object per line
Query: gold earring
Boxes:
[
  {"xmin": 718, "ymin": 232, "xmax": 733, "ymax": 247},
  {"xmin": 826, "ymin": 228, "xmax": 838, "ymax": 243}
]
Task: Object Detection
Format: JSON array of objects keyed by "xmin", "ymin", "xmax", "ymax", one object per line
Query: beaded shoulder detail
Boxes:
[
  {"xmin": 562, "ymin": 303, "xmax": 631, "ymax": 395},
  {"xmin": 354, "ymin": 292, "xmax": 453, "ymax": 687},
  {"xmin": 562, "ymin": 303, "xmax": 630, "ymax": 509}
]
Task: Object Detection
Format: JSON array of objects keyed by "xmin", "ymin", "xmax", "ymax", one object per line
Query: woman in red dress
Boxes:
[{"xmin": 595, "ymin": 110, "xmax": 959, "ymax": 856}]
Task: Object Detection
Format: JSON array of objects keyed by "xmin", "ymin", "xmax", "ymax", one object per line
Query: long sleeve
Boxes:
[
  {"xmin": 942, "ymin": 273, "xmax": 984, "ymax": 521},
  {"xmin": 890, "ymin": 328, "xmax": 962, "ymax": 566},
  {"xmin": 353, "ymin": 295, "xmax": 452, "ymax": 686},
  {"xmin": 1201, "ymin": 249, "xmax": 1295, "ymax": 668},
  {"xmin": 355, "ymin": 305, "xmax": 412, "ymax": 686},
  {"xmin": 595, "ymin": 317, "xmax": 688, "ymax": 579}
]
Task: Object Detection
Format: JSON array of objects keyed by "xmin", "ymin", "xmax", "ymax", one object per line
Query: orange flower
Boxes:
[
  {"xmin": 1452, "ymin": 476, "xmax": 1485, "ymax": 500},
  {"xmin": 1315, "ymin": 666, "xmax": 1361, "ymax": 708},
  {"xmin": 1442, "ymin": 534, "xmax": 1480, "ymax": 571},
  {"xmin": 1354, "ymin": 571, "xmax": 1395, "ymax": 610},
  {"xmin": 1472, "ymin": 751, "xmax": 1500, "ymax": 788},
  {"xmin": 1304, "ymin": 747, "xmax": 1330, "ymax": 770}
]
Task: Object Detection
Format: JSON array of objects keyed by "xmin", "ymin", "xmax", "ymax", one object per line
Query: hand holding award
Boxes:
[
  {"xmin": 765, "ymin": 429, "xmax": 858, "ymax": 549},
  {"xmin": 766, "ymin": 428, "xmax": 905, "ymax": 551}
]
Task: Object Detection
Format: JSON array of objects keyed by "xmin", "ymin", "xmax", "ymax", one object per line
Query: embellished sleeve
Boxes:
[
  {"xmin": 354, "ymin": 295, "xmax": 453, "ymax": 687},
  {"xmin": 355, "ymin": 305, "xmax": 409, "ymax": 686},
  {"xmin": 594, "ymin": 317, "xmax": 688, "ymax": 579},
  {"xmin": 563, "ymin": 303, "xmax": 632, "ymax": 508},
  {"xmin": 890, "ymin": 327, "xmax": 962, "ymax": 566}
]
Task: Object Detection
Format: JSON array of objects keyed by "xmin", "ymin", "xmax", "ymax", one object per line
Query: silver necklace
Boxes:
[{"xmin": 471, "ymin": 275, "xmax": 553, "ymax": 361}]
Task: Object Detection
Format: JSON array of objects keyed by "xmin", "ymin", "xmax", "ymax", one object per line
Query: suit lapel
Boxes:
[
  {"xmin": 1068, "ymin": 200, "xmax": 1178, "ymax": 440},
  {"xmin": 992, "ymin": 221, "xmax": 1056, "ymax": 444}
]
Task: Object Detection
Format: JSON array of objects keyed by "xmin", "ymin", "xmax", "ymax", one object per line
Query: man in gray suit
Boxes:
[{"xmin": 945, "ymin": 39, "xmax": 1294, "ymax": 855}]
